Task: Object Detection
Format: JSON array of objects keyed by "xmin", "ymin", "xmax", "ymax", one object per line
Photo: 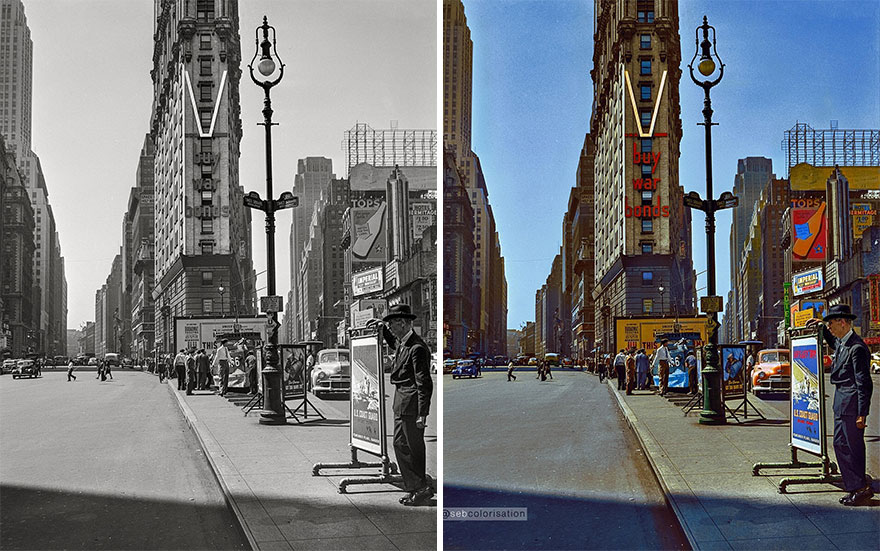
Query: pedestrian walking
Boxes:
[
  {"xmin": 808, "ymin": 306, "xmax": 874, "ymax": 506},
  {"xmin": 686, "ymin": 350, "xmax": 698, "ymax": 395},
  {"xmin": 105, "ymin": 359, "xmax": 113, "ymax": 380},
  {"xmin": 157, "ymin": 354, "xmax": 167, "ymax": 383},
  {"xmin": 212, "ymin": 339, "xmax": 231, "ymax": 396},
  {"xmin": 655, "ymin": 338, "xmax": 671, "ymax": 396},
  {"xmin": 173, "ymin": 349, "xmax": 187, "ymax": 390},
  {"xmin": 636, "ymin": 349, "xmax": 650, "ymax": 390},
  {"xmin": 185, "ymin": 350, "xmax": 197, "ymax": 395},
  {"xmin": 372, "ymin": 304, "xmax": 434, "ymax": 507},
  {"xmin": 597, "ymin": 353, "xmax": 608, "ymax": 382},
  {"xmin": 507, "ymin": 360, "xmax": 516, "ymax": 382},
  {"xmin": 614, "ymin": 349, "xmax": 627, "ymax": 390},
  {"xmin": 67, "ymin": 359, "xmax": 76, "ymax": 382},
  {"xmin": 625, "ymin": 348, "xmax": 637, "ymax": 395}
]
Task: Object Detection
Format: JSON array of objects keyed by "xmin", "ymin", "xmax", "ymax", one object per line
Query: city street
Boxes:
[
  {"xmin": 443, "ymin": 369, "xmax": 689, "ymax": 550},
  {"xmin": 0, "ymin": 370, "xmax": 249, "ymax": 550}
]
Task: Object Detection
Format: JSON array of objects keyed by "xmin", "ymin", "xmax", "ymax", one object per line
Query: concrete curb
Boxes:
[
  {"xmin": 605, "ymin": 378, "xmax": 702, "ymax": 551},
  {"xmin": 164, "ymin": 380, "xmax": 258, "ymax": 551}
]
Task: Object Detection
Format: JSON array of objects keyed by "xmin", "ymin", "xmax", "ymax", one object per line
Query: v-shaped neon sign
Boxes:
[{"xmin": 625, "ymin": 69, "xmax": 668, "ymax": 138}]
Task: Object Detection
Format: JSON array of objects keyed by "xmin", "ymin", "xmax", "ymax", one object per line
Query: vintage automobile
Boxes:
[
  {"xmin": 443, "ymin": 358, "xmax": 457, "ymax": 374},
  {"xmin": 87, "ymin": 357, "xmax": 99, "ymax": 366},
  {"xmin": 452, "ymin": 359, "xmax": 478, "ymax": 379},
  {"xmin": 872, "ymin": 352, "xmax": 880, "ymax": 374},
  {"xmin": 103, "ymin": 353, "xmax": 121, "ymax": 367},
  {"xmin": 310, "ymin": 348, "xmax": 351, "ymax": 398},
  {"xmin": 2, "ymin": 358, "xmax": 17, "ymax": 374},
  {"xmin": 527, "ymin": 357, "xmax": 538, "ymax": 366},
  {"xmin": 12, "ymin": 358, "xmax": 40, "ymax": 379},
  {"xmin": 750, "ymin": 349, "xmax": 791, "ymax": 394}
]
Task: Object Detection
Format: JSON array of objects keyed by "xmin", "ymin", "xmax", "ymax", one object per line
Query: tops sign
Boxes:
[{"xmin": 792, "ymin": 267, "xmax": 824, "ymax": 297}]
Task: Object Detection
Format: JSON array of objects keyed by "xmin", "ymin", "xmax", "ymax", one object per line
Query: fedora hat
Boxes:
[
  {"xmin": 383, "ymin": 303, "xmax": 417, "ymax": 321},
  {"xmin": 823, "ymin": 304, "xmax": 857, "ymax": 322}
]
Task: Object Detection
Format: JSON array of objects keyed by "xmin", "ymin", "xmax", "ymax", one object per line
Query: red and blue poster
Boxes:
[{"xmin": 790, "ymin": 336, "xmax": 824, "ymax": 455}]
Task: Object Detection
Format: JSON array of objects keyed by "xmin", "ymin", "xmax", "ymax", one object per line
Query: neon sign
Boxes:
[{"xmin": 625, "ymin": 69, "xmax": 670, "ymax": 219}]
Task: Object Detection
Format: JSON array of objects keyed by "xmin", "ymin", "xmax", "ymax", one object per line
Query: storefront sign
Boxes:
[
  {"xmin": 792, "ymin": 267, "xmax": 824, "ymax": 297},
  {"xmin": 352, "ymin": 266, "xmax": 384, "ymax": 297},
  {"xmin": 790, "ymin": 336, "xmax": 825, "ymax": 456},
  {"xmin": 616, "ymin": 317, "xmax": 708, "ymax": 354}
]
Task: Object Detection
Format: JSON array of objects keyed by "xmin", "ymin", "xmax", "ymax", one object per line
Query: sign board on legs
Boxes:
[
  {"xmin": 790, "ymin": 335, "xmax": 825, "ymax": 456},
  {"xmin": 350, "ymin": 333, "xmax": 386, "ymax": 456}
]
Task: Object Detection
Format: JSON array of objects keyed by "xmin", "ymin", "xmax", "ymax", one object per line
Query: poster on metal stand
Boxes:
[
  {"xmin": 752, "ymin": 327, "xmax": 840, "ymax": 493},
  {"xmin": 280, "ymin": 344, "xmax": 324, "ymax": 422},
  {"xmin": 312, "ymin": 326, "xmax": 403, "ymax": 494},
  {"xmin": 722, "ymin": 343, "xmax": 764, "ymax": 420}
]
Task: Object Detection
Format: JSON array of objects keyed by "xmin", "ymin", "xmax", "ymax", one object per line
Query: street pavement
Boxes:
[
  {"xmin": 0, "ymin": 369, "xmax": 249, "ymax": 550},
  {"xmin": 444, "ymin": 369, "xmax": 690, "ymax": 550},
  {"xmin": 164, "ymin": 370, "xmax": 437, "ymax": 550},
  {"xmin": 604, "ymin": 370, "xmax": 880, "ymax": 550}
]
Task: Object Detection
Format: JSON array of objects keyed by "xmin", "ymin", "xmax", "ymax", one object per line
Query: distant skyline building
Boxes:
[
  {"xmin": 590, "ymin": 0, "xmax": 695, "ymax": 354},
  {"xmin": 443, "ymin": 0, "xmax": 507, "ymax": 356},
  {"xmin": 149, "ymin": 0, "xmax": 256, "ymax": 355},
  {"xmin": 0, "ymin": 0, "xmax": 67, "ymax": 355},
  {"xmin": 127, "ymin": 135, "xmax": 156, "ymax": 362}
]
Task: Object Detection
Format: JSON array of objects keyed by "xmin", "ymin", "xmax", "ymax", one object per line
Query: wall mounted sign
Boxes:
[{"xmin": 792, "ymin": 267, "xmax": 824, "ymax": 297}]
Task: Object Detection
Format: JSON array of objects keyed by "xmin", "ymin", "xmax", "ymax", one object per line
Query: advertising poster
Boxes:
[
  {"xmin": 352, "ymin": 266, "xmax": 384, "ymax": 297},
  {"xmin": 350, "ymin": 204, "xmax": 387, "ymax": 266},
  {"xmin": 791, "ymin": 204, "xmax": 827, "ymax": 262},
  {"xmin": 175, "ymin": 317, "xmax": 266, "ymax": 353},
  {"xmin": 350, "ymin": 334, "xmax": 385, "ymax": 456},
  {"xmin": 870, "ymin": 275, "xmax": 880, "ymax": 329},
  {"xmin": 792, "ymin": 267, "xmax": 824, "ymax": 297},
  {"xmin": 719, "ymin": 345, "xmax": 745, "ymax": 400},
  {"xmin": 651, "ymin": 333, "xmax": 700, "ymax": 389},
  {"xmin": 790, "ymin": 336, "xmax": 823, "ymax": 456},
  {"xmin": 793, "ymin": 308, "xmax": 815, "ymax": 329},
  {"xmin": 280, "ymin": 345, "xmax": 306, "ymax": 400}
]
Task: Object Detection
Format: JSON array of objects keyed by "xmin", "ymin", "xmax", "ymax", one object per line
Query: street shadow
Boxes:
[
  {"xmin": 0, "ymin": 483, "xmax": 249, "ymax": 550},
  {"xmin": 444, "ymin": 484, "xmax": 691, "ymax": 550}
]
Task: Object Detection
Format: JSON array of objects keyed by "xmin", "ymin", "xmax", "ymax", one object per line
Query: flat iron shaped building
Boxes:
[
  {"xmin": 150, "ymin": 0, "xmax": 255, "ymax": 351},
  {"xmin": 591, "ymin": 0, "xmax": 696, "ymax": 350}
]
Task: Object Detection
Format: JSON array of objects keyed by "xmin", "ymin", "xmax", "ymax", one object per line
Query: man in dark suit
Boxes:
[
  {"xmin": 374, "ymin": 304, "xmax": 434, "ymax": 506},
  {"xmin": 808, "ymin": 304, "xmax": 874, "ymax": 506}
]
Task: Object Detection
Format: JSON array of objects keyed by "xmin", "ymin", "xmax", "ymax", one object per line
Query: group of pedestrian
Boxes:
[{"xmin": 535, "ymin": 359, "xmax": 553, "ymax": 381}]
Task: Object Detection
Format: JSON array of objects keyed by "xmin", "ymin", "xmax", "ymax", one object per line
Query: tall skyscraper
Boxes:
[
  {"xmin": 591, "ymin": 0, "xmax": 695, "ymax": 352},
  {"xmin": 150, "ymin": 0, "xmax": 255, "ymax": 354},
  {"xmin": 0, "ymin": 0, "xmax": 67, "ymax": 355},
  {"xmin": 443, "ymin": 0, "xmax": 507, "ymax": 355}
]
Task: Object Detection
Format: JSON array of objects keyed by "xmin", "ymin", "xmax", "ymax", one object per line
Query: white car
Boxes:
[{"xmin": 310, "ymin": 349, "xmax": 351, "ymax": 398}]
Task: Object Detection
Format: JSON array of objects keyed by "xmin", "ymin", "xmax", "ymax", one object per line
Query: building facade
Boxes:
[
  {"xmin": 150, "ymin": 0, "xmax": 256, "ymax": 356},
  {"xmin": 442, "ymin": 147, "xmax": 475, "ymax": 358},
  {"xmin": 0, "ymin": 0, "xmax": 67, "ymax": 356},
  {"xmin": 591, "ymin": 0, "xmax": 695, "ymax": 354},
  {"xmin": 127, "ymin": 135, "xmax": 157, "ymax": 362}
]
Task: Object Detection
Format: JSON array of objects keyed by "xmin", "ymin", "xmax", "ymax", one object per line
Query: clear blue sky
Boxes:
[{"xmin": 463, "ymin": 0, "xmax": 880, "ymax": 329}]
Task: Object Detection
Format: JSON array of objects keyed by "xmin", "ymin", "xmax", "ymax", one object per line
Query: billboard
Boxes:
[
  {"xmin": 174, "ymin": 317, "xmax": 267, "ymax": 353},
  {"xmin": 790, "ymin": 335, "xmax": 825, "ymax": 456},
  {"xmin": 791, "ymin": 203, "xmax": 827, "ymax": 262},
  {"xmin": 350, "ymin": 204, "xmax": 387, "ymax": 266},
  {"xmin": 615, "ymin": 317, "xmax": 709, "ymax": 354},
  {"xmin": 851, "ymin": 203, "xmax": 876, "ymax": 240},
  {"xmin": 871, "ymin": 275, "xmax": 880, "ymax": 329},
  {"xmin": 410, "ymin": 196, "xmax": 437, "ymax": 241},
  {"xmin": 790, "ymin": 163, "xmax": 880, "ymax": 191},
  {"xmin": 350, "ymin": 333, "xmax": 386, "ymax": 456},
  {"xmin": 352, "ymin": 266, "xmax": 384, "ymax": 297},
  {"xmin": 792, "ymin": 267, "xmax": 824, "ymax": 297}
]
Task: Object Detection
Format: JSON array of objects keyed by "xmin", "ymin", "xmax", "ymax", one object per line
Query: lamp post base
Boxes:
[
  {"xmin": 699, "ymin": 363, "xmax": 727, "ymax": 425},
  {"xmin": 259, "ymin": 368, "xmax": 287, "ymax": 426}
]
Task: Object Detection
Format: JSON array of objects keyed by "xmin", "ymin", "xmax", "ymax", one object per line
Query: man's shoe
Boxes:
[
  {"xmin": 842, "ymin": 486, "xmax": 874, "ymax": 506},
  {"xmin": 402, "ymin": 486, "xmax": 434, "ymax": 506},
  {"xmin": 399, "ymin": 492, "xmax": 414, "ymax": 504}
]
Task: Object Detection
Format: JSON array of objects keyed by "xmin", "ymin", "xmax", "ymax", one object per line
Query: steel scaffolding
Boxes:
[
  {"xmin": 343, "ymin": 122, "xmax": 437, "ymax": 175},
  {"xmin": 782, "ymin": 122, "xmax": 880, "ymax": 175}
]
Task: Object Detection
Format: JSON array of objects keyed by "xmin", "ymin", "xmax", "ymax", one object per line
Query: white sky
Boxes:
[{"xmin": 25, "ymin": 0, "xmax": 437, "ymax": 328}]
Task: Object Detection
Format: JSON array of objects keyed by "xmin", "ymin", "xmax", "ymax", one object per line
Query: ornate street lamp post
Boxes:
[
  {"xmin": 244, "ymin": 16, "xmax": 298, "ymax": 425},
  {"xmin": 686, "ymin": 16, "xmax": 737, "ymax": 425}
]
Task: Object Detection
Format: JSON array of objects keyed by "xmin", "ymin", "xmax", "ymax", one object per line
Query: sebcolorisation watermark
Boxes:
[{"xmin": 443, "ymin": 507, "xmax": 528, "ymax": 521}]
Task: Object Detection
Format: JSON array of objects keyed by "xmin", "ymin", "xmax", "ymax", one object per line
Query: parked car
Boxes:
[
  {"xmin": 122, "ymin": 357, "xmax": 134, "ymax": 367},
  {"xmin": 2, "ymin": 359, "xmax": 17, "ymax": 374},
  {"xmin": 872, "ymin": 352, "xmax": 880, "ymax": 374},
  {"xmin": 12, "ymin": 358, "xmax": 40, "ymax": 379},
  {"xmin": 527, "ymin": 357, "xmax": 538, "ymax": 366},
  {"xmin": 103, "ymin": 353, "xmax": 120, "ymax": 367},
  {"xmin": 751, "ymin": 349, "xmax": 791, "ymax": 394},
  {"xmin": 443, "ymin": 358, "xmax": 457, "ymax": 374},
  {"xmin": 310, "ymin": 349, "xmax": 351, "ymax": 398},
  {"xmin": 562, "ymin": 357, "xmax": 574, "ymax": 367},
  {"xmin": 452, "ymin": 359, "xmax": 478, "ymax": 379},
  {"xmin": 87, "ymin": 357, "xmax": 98, "ymax": 366},
  {"xmin": 53, "ymin": 355, "xmax": 69, "ymax": 366}
]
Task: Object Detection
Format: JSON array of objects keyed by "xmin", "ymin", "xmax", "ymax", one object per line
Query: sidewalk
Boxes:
[
  {"xmin": 162, "ymin": 376, "xmax": 437, "ymax": 551},
  {"xmin": 605, "ymin": 374, "xmax": 880, "ymax": 550}
]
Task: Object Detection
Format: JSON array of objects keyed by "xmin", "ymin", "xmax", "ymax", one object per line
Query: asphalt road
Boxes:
[
  {"xmin": 0, "ymin": 370, "xmax": 250, "ymax": 550},
  {"xmin": 443, "ymin": 369, "xmax": 690, "ymax": 550}
]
